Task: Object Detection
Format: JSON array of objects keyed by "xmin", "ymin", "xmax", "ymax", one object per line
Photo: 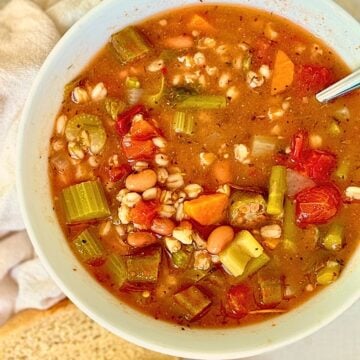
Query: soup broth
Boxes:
[{"xmin": 49, "ymin": 5, "xmax": 360, "ymax": 328}]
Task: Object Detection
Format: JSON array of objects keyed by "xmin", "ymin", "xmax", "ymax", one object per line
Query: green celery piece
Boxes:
[
  {"xmin": 63, "ymin": 77, "xmax": 81, "ymax": 99},
  {"xmin": 182, "ymin": 269, "xmax": 209, "ymax": 283},
  {"xmin": 316, "ymin": 260, "xmax": 341, "ymax": 285},
  {"xmin": 335, "ymin": 158, "xmax": 350, "ymax": 181},
  {"xmin": 219, "ymin": 245, "xmax": 251, "ymax": 277},
  {"xmin": 145, "ymin": 75, "xmax": 166, "ymax": 107},
  {"xmin": 236, "ymin": 252, "xmax": 270, "ymax": 282},
  {"xmin": 251, "ymin": 135, "xmax": 277, "ymax": 157},
  {"xmin": 177, "ymin": 95, "xmax": 227, "ymax": 109},
  {"xmin": 234, "ymin": 230, "xmax": 264, "ymax": 258},
  {"xmin": 242, "ymin": 51, "xmax": 252, "ymax": 72},
  {"xmin": 61, "ymin": 180, "xmax": 110, "ymax": 224},
  {"xmin": 322, "ymin": 223, "xmax": 344, "ymax": 251},
  {"xmin": 106, "ymin": 254, "xmax": 127, "ymax": 287},
  {"xmin": 126, "ymin": 248, "xmax": 161, "ymax": 283},
  {"xmin": 111, "ymin": 27, "xmax": 150, "ymax": 64},
  {"xmin": 282, "ymin": 198, "xmax": 298, "ymax": 252},
  {"xmin": 174, "ymin": 285, "xmax": 211, "ymax": 321},
  {"xmin": 172, "ymin": 249, "xmax": 192, "ymax": 269},
  {"xmin": 104, "ymin": 98, "xmax": 126, "ymax": 120},
  {"xmin": 258, "ymin": 277, "xmax": 283, "ymax": 306},
  {"xmin": 65, "ymin": 114, "xmax": 107, "ymax": 155},
  {"xmin": 73, "ymin": 229, "xmax": 104, "ymax": 263},
  {"xmin": 125, "ymin": 76, "xmax": 141, "ymax": 89},
  {"xmin": 173, "ymin": 111, "xmax": 195, "ymax": 135},
  {"xmin": 328, "ymin": 121, "xmax": 341, "ymax": 136},
  {"xmin": 267, "ymin": 165, "xmax": 287, "ymax": 215}
]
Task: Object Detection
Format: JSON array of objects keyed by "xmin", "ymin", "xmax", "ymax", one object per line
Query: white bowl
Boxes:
[{"xmin": 17, "ymin": 0, "xmax": 360, "ymax": 359}]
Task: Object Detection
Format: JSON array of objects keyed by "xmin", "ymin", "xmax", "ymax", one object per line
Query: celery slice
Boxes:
[
  {"xmin": 177, "ymin": 95, "xmax": 227, "ymax": 109},
  {"xmin": 220, "ymin": 246, "xmax": 251, "ymax": 277},
  {"xmin": 106, "ymin": 254, "xmax": 127, "ymax": 287},
  {"xmin": 328, "ymin": 121, "xmax": 341, "ymax": 136},
  {"xmin": 61, "ymin": 180, "xmax": 110, "ymax": 223},
  {"xmin": 236, "ymin": 252, "xmax": 270, "ymax": 282},
  {"xmin": 316, "ymin": 260, "xmax": 341, "ymax": 285},
  {"xmin": 234, "ymin": 230, "xmax": 264, "ymax": 258},
  {"xmin": 267, "ymin": 165, "xmax": 287, "ymax": 215},
  {"xmin": 125, "ymin": 76, "xmax": 141, "ymax": 89},
  {"xmin": 104, "ymin": 98, "xmax": 126, "ymax": 120},
  {"xmin": 242, "ymin": 51, "xmax": 252, "ymax": 72},
  {"xmin": 258, "ymin": 276, "xmax": 283, "ymax": 306},
  {"xmin": 174, "ymin": 285, "xmax": 211, "ymax": 320},
  {"xmin": 251, "ymin": 135, "xmax": 277, "ymax": 157},
  {"xmin": 111, "ymin": 27, "xmax": 150, "ymax": 64},
  {"xmin": 282, "ymin": 198, "xmax": 298, "ymax": 252},
  {"xmin": 172, "ymin": 249, "xmax": 191, "ymax": 269},
  {"xmin": 335, "ymin": 158, "xmax": 350, "ymax": 181},
  {"xmin": 173, "ymin": 111, "xmax": 195, "ymax": 135},
  {"xmin": 126, "ymin": 248, "xmax": 161, "ymax": 283},
  {"xmin": 65, "ymin": 114, "xmax": 106, "ymax": 155},
  {"xmin": 322, "ymin": 223, "xmax": 344, "ymax": 251},
  {"xmin": 145, "ymin": 75, "xmax": 165, "ymax": 107},
  {"xmin": 73, "ymin": 229, "xmax": 104, "ymax": 263}
]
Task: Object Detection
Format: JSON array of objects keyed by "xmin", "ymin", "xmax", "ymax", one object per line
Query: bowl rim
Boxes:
[{"xmin": 16, "ymin": 0, "xmax": 360, "ymax": 359}]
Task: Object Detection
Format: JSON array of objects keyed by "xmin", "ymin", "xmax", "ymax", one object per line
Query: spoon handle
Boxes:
[{"xmin": 316, "ymin": 68, "xmax": 360, "ymax": 103}]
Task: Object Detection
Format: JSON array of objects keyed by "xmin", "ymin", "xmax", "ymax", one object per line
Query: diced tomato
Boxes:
[
  {"xmin": 295, "ymin": 184, "xmax": 341, "ymax": 227},
  {"xmin": 290, "ymin": 130, "xmax": 308, "ymax": 163},
  {"xmin": 226, "ymin": 284, "xmax": 251, "ymax": 319},
  {"xmin": 106, "ymin": 163, "xmax": 132, "ymax": 182},
  {"xmin": 115, "ymin": 104, "xmax": 147, "ymax": 136},
  {"xmin": 130, "ymin": 119, "xmax": 159, "ymax": 140},
  {"xmin": 296, "ymin": 65, "xmax": 334, "ymax": 95},
  {"xmin": 130, "ymin": 200, "xmax": 159, "ymax": 229},
  {"xmin": 300, "ymin": 150, "xmax": 337, "ymax": 181},
  {"xmin": 122, "ymin": 135, "xmax": 155, "ymax": 160},
  {"xmin": 280, "ymin": 130, "xmax": 337, "ymax": 182}
]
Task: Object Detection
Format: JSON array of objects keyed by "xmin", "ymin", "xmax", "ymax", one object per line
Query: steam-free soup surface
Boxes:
[{"xmin": 49, "ymin": 5, "xmax": 360, "ymax": 328}]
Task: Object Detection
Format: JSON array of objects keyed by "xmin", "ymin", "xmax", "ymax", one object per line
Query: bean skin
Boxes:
[
  {"xmin": 207, "ymin": 225, "xmax": 234, "ymax": 254},
  {"xmin": 125, "ymin": 169, "xmax": 157, "ymax": 192},
  {"xmin": 127, "ymin": 232, "xmax": 157, "ymax": 248},
  {"xmin": 151, "ymin": 218, "xmax": 175, "ymax": 236}
]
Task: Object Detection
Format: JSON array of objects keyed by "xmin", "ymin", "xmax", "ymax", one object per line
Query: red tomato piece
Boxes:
[
  {"xmin": 130, "ymin": 119, "xmax": 159, "ymax": 140},
  {"xmin": 115, "ymin": 104, "xmax": 147, "ymax": 136},
  {"xmin": 296, "ymin": 65, "xmax": 334, "ymax": 95},
  {"xmin": 226, "ymin": 284, "xmax": 251, "ymax": 319},
  {"xmin": 300, "ymin": 150, "xmax": 337, "ymax": 181},
  {"xmin": 295, "ymin": 184, "xmax": 341, "ymax": 227},
  {"xmin": 289, "ymin": 130, "xmax": 308, "ymax": 163},
  {"xmin": 130, "ymin": 200, "xmax": 159, "ymax": 229},
  {"xmin": 122, "ymin": 135, "xmax": 155, "ymax": 160},
  {"xmin": 106, "ymin": 163, "xmax": 132, "ymax": 182}
]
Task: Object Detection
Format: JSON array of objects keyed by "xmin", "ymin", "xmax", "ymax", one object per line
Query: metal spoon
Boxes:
[{"xmin": 316, "ymin": 68, "xmax": 360, "ymax": 103}]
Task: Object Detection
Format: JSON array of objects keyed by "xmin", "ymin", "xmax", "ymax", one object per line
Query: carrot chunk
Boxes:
[
  {"xmin": 271, "ymin": 50, "xmax": 294, "ymax": 95},
  {"xmin": 184, "ymin": 193, "xmax": 229, "ymax": 225},
  {"xmin": 188, "ymin": 14, "xmax": 215, "ymax": 33}
]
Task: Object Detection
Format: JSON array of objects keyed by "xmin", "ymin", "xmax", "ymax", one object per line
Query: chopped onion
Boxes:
[
  {"xmin": 251, "ymin": 135, "xmax": 277, "ymax": 157},
  {"xmin": 286, "ymin": 168, "xmax": 315, "ymax": 197}
]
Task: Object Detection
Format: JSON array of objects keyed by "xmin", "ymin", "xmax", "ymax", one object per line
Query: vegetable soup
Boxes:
[{"xmin": 49, "ymin": 5, "xmax": 360, "ymax": 328}]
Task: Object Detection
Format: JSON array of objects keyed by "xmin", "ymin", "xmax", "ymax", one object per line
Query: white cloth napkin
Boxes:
[{"xmin": 0, "ymin": 0, "xmax": 100, "ymax": 325}]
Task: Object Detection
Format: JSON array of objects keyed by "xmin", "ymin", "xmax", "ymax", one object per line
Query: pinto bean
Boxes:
[
  {"xmin": 125, "ymin": 169, "xmax": 157, "ymax": 192},
  {"xmin": 127, "ymin": 232, "xmax": 157, "ymax": 248},
  {"xmin": 151, "ymin": 218, "xmax": 175, "ymax": 236},
  {"xmin": 207, "ymin": 225, "xmax": 234, "ymax": 254}
]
